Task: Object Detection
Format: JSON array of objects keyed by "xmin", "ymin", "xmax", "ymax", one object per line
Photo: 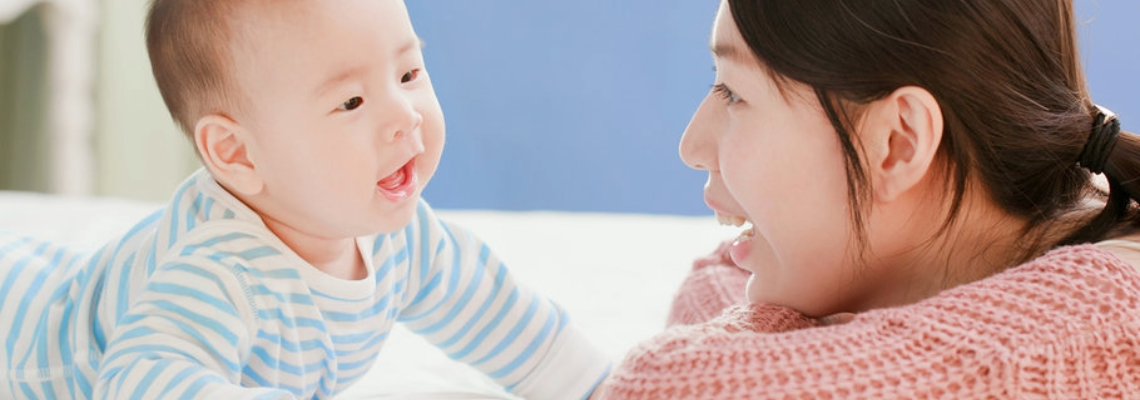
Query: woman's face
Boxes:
[{"xmin": 679, "ymin": 1, "xmax": 861, "ymax": 316}]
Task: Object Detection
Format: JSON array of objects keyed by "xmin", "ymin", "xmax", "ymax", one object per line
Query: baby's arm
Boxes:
[
  {"xmin": 93, "ymin": 259, "xmax": 291, "ymax": 400},
  {"xmin": 397, "ymin": 202, "xmax": 611, "ymax": 400}
]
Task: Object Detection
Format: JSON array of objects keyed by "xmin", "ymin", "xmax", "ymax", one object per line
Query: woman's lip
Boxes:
[
  {"xmin": 706, "ymin": 192, "xmax": 754, "ymax": 264},
  {"xmin": 703, "ymin": 193, "xmax": 728, "ymax": 214},
  {"xmin": 704, "ymin": 193, "xmax": 743, "ymax": 218},
  {"xmin": 729, "ymin": 230, "xmax": 755, "ymax": 267}
]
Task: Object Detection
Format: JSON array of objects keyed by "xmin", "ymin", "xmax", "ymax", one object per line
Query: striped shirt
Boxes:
[{"xmin": 0, "ymin": 169, "xmax": 610, "ymax": 400}]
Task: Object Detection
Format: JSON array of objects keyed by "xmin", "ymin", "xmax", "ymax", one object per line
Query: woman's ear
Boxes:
[
  {"xmin": 864, "ymin": 86, "xmax": 944, "ymax": 203},
  {"xmin": 194, "ymin": 114, "xmax": 264, "ymax": 196}
]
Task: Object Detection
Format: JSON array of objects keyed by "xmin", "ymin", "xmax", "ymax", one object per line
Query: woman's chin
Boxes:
[
  {"xmin": 744, "ymin": 275, "xmax": 768, "ymax": 304},
  {"xmin": 747, "ymin": 279, "xmax": 841, "ymax": 318}
]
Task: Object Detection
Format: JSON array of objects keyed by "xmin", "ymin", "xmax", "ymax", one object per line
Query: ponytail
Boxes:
[{"xmin": 1059, "ymin": 106, "xmax": 1140, "ymax": 245}]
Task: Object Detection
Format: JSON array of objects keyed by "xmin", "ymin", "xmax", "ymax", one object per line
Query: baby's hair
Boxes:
[
  {"xmin": 726, "ymin": 0, "xmax": 1138, "ymax": 259},
  {"xmin": 145, "ymin": 0, "xmax": 244, "ymax": 138}
]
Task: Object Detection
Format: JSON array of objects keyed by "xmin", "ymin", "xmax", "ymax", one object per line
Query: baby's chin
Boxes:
[{"xmin": 364, "ymin": 198, "xmax": 421, "ymax": 235}]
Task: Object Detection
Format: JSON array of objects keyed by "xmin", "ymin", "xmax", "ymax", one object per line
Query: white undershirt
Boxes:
[{"xmin": 1096, "ymin": 236, "xmax": 1140, "ymax": 268}]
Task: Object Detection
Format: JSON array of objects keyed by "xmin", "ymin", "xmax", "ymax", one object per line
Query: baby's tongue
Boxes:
[{"xmin": 378, "ymin": 168, "xmax": 405, "ymax": 190}]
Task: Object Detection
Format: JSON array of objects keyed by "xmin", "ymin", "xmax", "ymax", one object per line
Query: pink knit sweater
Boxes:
[{"xmin": 597, "ymin": 244, "xmax": 1140, "ymax": 399}]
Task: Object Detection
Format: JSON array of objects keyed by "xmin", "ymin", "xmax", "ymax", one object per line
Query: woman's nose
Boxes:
[{"xmin": 679, "ymin": 94, "xmax": 718, "ymax": 171}]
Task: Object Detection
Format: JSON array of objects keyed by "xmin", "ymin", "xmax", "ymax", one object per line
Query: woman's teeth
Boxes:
[
  {"xmin": 716, "ymin": 213, "xmax": 747, "ymax": 227},
  {"xmin": 739, "ymin": 228, "xmax": 754, "ymax": 239},
  {"xmin": 717, "ymin": 213, "xmax": 754, "ymax": 241}
]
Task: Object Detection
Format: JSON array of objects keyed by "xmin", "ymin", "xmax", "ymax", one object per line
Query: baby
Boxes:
[{"xmin": 0, "ymin": 0, "xmax": 609, "ymax": 399}]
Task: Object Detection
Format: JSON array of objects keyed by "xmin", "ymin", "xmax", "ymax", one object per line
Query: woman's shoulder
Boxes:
[
  {"xmin": 600, "ymin": 245, "xmax": 1140, "ymax": 399},
  {"xmin": 995, "ymin": 242, "xmax": 1140, "ymax": 283},
  {"xmin": 938, "ymin": 242, "xmax": 1140, "ymax": 302},
  {"xmin": 912, "ymin": 243, "xmax": 1140, "ymax": 345}
]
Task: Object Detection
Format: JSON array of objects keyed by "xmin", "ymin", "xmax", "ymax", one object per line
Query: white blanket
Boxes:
[{"xmin": 0, "ymin": 191, "xmax": 738, "ymax": 398}]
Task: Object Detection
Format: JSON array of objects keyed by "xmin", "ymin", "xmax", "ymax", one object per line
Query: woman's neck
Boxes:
[{"xmin": 853, "ymin": 189, "xmax": 1042, "ymax": 311}]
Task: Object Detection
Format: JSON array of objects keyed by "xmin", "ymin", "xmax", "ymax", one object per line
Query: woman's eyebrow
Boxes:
[{"xmin": 710, "ymin": 42, "xmax": 744, "ymax": 62}]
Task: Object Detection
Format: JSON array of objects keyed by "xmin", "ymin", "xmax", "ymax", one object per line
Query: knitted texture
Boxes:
[
  {"xmin": 599, "ymin": 245, "xmax": 1140, "ymax": 399},
  {"xmin": 666, "ymin": 240, "xmax": 750, "ymax": 327}
]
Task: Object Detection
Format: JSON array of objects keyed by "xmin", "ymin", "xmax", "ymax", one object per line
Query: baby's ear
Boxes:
[{"xmin": 194, "ymin": 114, "xmax": 264, "ymax": 195}]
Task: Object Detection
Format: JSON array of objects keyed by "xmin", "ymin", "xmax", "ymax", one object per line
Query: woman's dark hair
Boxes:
[{"xmin": 726, "ymin": 0, "xmax": 1139, "ymax": 256}]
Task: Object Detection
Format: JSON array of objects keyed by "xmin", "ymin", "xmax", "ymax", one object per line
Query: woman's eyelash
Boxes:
[{"xmin": 712, "ymin": 83, "xmax": 741, "ymax": 105}]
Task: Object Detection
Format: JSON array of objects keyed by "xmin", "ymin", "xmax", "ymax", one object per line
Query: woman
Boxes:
[{"xmin": 595, "ymin": 0, "xmax": 1140, "ymax": 398}]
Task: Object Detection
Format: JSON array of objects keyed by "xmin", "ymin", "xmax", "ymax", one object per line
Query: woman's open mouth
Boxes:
[{"xmin": 717, "ymin": 212, "xmax": 755, "ymax": 266}]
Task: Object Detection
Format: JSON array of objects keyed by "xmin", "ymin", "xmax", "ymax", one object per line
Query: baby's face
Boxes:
[{"xmin": 228, "ymin": 0, "xmax": 444, "ymax": 237}]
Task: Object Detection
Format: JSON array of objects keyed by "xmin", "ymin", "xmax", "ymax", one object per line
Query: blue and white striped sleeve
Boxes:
[
  {"xmin": 398, "ymin": 202, "xmax": 611, "ymax": 400},
  {"xmin": 93, "ymin": 257, "xmax": 291, "ymax": 400}
]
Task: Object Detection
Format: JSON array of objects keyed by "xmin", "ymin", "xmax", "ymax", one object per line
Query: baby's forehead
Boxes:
[
  {"xmin": 219, "ymin": 2, "xmax": 310, "ymax": 67},
  {"xmin": 217, "ymin": 0, "xmax": 420, "ymax": 93}
]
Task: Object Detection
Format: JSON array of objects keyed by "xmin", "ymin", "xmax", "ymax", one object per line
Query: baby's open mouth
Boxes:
[{"xmin": 377, "ymin": 158, "xmax": 417, "ymax": 201}]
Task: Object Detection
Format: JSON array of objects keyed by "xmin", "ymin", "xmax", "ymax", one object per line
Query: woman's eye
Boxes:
[
  {"xmin": 401, "ymin": 69, "xmax": 421, "ymax": 84},
  {"xmin": 338, "ymin": 96, "xmax": 364, "ymax": 111},
  {"xmin": 713, "ymin": 83, "xmax": 741, "ymax": 105}
]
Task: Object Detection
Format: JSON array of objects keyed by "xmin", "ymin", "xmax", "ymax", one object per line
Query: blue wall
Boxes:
[
  {"xmin": 1079, "ymin": 1, "xmax": 1140, "ymax": 142},
  {"xmin": 410, "ymin": 1, "xmax": 1139, "ymax": 216}
]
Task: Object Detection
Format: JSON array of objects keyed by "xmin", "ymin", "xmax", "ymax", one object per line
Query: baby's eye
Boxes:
[
  {"xmin": 338, "ymin": 96, "xmax": 364, "ymax": 111},
  {"xmin": 401, "ymin": 69, "xmax": 421, "ymax": 84}
]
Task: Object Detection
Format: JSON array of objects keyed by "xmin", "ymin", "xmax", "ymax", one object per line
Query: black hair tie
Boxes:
[{"xmin": 1078, "ymin": 105, "xmax": 1121, "ymax": 174}]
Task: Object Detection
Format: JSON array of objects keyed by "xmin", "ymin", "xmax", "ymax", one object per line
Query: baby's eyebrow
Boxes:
[
  {"xmin": 407, "ymin": 36, "xmax": 426, "ymax": 52},
  {"xmin": 392, "ymin": 36, "xmax": 425, "ymax": 58},
  {"xmin": 315, "ymin": 65, "xmax": 369, "ymax": 97},
  {"xmin": 312, "ymin": 36, "xmax": 425, "ymax": 97}
]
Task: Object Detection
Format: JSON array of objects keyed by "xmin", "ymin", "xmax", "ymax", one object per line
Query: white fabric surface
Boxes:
[{"xmin": 0, "ymin": 191, "xmax": 739, "ymax": 398}]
